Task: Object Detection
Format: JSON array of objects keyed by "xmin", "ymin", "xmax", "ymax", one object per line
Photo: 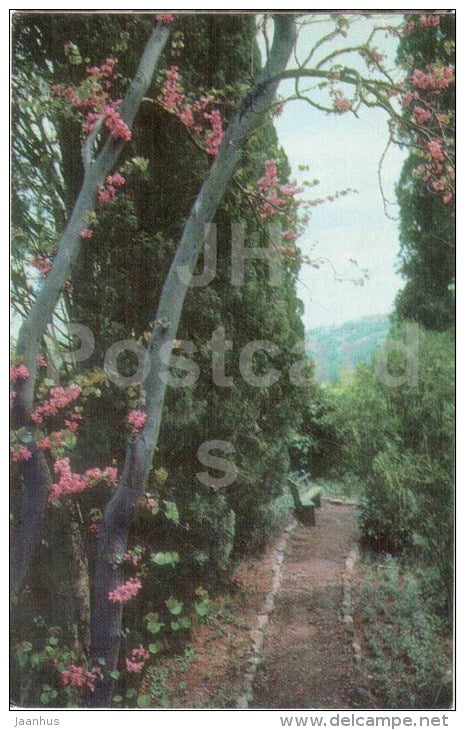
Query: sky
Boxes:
[{"xmin": 266, "ymin": 13, "xmax": 408, "ymax": 329}]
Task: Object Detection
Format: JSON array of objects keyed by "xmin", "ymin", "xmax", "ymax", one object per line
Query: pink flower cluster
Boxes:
[
  {"xmin": 37, "ymin": 354, "xmax": 47, "ymax": 367},
  {"xmin": 11, "ymin": 446, "xmax": 32, "ymax": 462},
  {"xmin": 98, "ymin": 171, "xmax": 126, "ymax": 205},
  {"xmin": 125, "ymin": 645, "xmax": 150, "ymax": 674},
  {"xmin": 332, "ymin": 91, "xmax": 351, "ymax": 113},
  {"xmin": 31, "ymin": 384, "xmax": 82, "ymax": 425},
  {"xmin": 412, "ymin": 106, "xmax": 432, "ymax": 125},
  {"xmin": 203, "ymin": 109, "xmax": 224, "ymax": 156},
  {"xmin": 60, "ymin": 664, "xmax": 100, "ymax": 693},
  {"xmin": 127, "ymin": 409, "xmax": 147, "ymax": 432},
  {"xmin": 156, "ymin": 13, "xmax": 175, "ymax": 24},
  {"xmin": 10, "ymin": 364, "xmax": 30, "ymax": 382},
  {"xmin": 411, "ymin": 65, "xmax": 454, "ymax": 93},
  {"xmin": 426, "ymin": 139, "xmax": 445, "ymax": 161},
  {"xmin": 363, "ymin": 46, "xmax": 385, "ymax": 69},
  {"xmin": 283, "ymin": 229, "xmax": 298, "ymax": 242},
  {"xmin": 31, "ymin": 255, "xmax": 52, "ymax": 277},
  {"xmin": 419, "ymin": 15, "xmax": 440, "ymax": 28},
  {"xmin": 85, "ymin": 57, "xmax": 118, "ymax": 80},
  {"xmin": 108, "ymin": 577, "xmax": 142, "ymax": 604},
  {"xmin": 159, "ymin": 66, "xmax": 224, "ymax": 156},
  {"xmin": 257, "ymin": 160, "xmax": 303, "ymax": 222},
  {"xmin": 80, "ymin": 228, "xmax": 93, "ymax": 239},
  {"xmin": 103, "ymin": 105, "xmax": 131, "ymax": 142},
  {"xmin": 160, "ymin": 65, "xmax": 184, "ymax": 111},
  {"xmin": 49, "ymin": 457, "xmax": 118, "ymax": 502},
  {"xmin": 52, "ymin": 55, "xmax": 133, "ymax": 145},
  {"xmin": 403, "ymin": 15, "xmax": 440, "ymax": 36},
  {"xmin": 402, "ymin": 21, "xmax": 416, "ymax": 36}
]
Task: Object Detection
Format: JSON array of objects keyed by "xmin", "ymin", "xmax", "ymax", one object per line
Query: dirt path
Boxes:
[{"xmin": 251, "ymin": 501, "xmax": 363, "ymax": 709}]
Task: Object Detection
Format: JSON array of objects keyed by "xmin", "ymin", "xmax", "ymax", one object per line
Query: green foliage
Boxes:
[
  {"xmin": 360, "ymin": 557, "xmax": 452, "ymax": 708},
  {"xmin": 394, "ymin": 15, "xmax": 455, "ymax": 330},
  {"xmin": 325, "ymin": 325, "xmax": 454, "ymax": 611}
]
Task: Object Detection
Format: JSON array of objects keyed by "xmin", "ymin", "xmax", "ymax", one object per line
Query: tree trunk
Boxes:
[
  {"xmin": 89, "ymin": 14, "xmax": 297, "ymax": 706},
  {"xmin": 11, "ymin": 22, "xmax": 171, "ymax": 593}
]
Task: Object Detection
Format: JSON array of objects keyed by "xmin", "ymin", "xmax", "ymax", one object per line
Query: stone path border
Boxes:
[
  {"xmin": 341, "ymin": 544, "xmax": 361, "ymax": 665},
  {"xmin": 235, "ymin": 518, "xmax": 297, "ymax": 708}
]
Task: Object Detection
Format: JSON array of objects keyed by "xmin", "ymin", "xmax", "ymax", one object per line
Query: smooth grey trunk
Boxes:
[
  {"xmin": 69, "ymin": 512, "xmax": 91, "ymax": 654},
  {"xmin": 10, "ymin": 23, "xmax": 171, "ymax": 592},
  {"xmin": 89, "ymin": 15, "xmax": 296, "ymax": 706}
]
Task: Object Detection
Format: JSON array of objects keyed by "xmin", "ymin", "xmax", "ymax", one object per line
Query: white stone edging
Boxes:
[{"xmin": 236, "ymin": 518, "xmax": 297, "ymax": 708}]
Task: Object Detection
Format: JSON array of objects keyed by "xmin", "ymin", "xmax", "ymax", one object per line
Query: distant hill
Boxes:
[{"xmin": 306, "ymin": 314, "xmax": 391, "ymax": 383}]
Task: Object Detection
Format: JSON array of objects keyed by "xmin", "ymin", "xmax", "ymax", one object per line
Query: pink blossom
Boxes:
[
  {"xmin": 60, "ymin": 665, "xmax": 99, "ymax": 693},
  {"xmin": 179, "ymin": 104, "xmax": 194, "ymax": 127},
  {"xmin": 259, "ymin": 160, "xmax": 278, "ymax": 192},
  {"xmin": 48, "ymin": 457, "xmax": 118, "ymax": 502},
  {"xmin": 127, "ymin": 409, "xmax": 147, "ymax": 432},
  {"xmin": 98, "ymin": 185, "xmax": 116, "ymax": 204},
  {"xmin": 106, "ymin": 172, "xmax": 125, "ymax": 187},
  {"xmin": 10, "ymin": 364, "xmax": 30, "ymax": 382},
  {"xmin": 419, "ymin": 15, "xmax": 440, "ymax": 28},
  {"xmin": 333, "ymin": 94, "xmax": 351, "ymax": 113},
  {"xmin": 156, "ymin": 13, "xmax": 175, "ymax": 24},
  {"xmin": 37, "ymin": 436, "xmax": 52, "ymax": 450},
  {"xmin": 31, "ymin": 383, "xmax": 82, "ymax": 425},
  {"xmin": 426, "ymin": 139, "xmax": 445, "ymax": 161},
  {"xmin": 402, "ymin": 21, "xmax": 416, "ymax": 36},
  {"xmin": 279, "ymin": 182, "xmax": 304, "ymax": 197},
  {"xmin": 160, "ymin": 66, "xmax": 184, "ymax": 112},
  {"xmin": 108, "ymin": 577, "xmax": 142, "ymax": 604},
  {"xmin": 37, "ymin": 354, "xmax": 47, "ymax": 367},
  {"xmin": 204, "ymin": 109, "xmax": 224, "ymax": 156},
  {"xmin": 125, "ymin": 645, "xmax": 150, "ymax": 674},
  {"xmin": 103, "ymin": 105, "xmax": 131, "ymax": 141},
  {"xmin": 83, "ymin": 111, "xmax": 101, "ymax": 134},
  {"xmin": 283, "ymin": 229, "xmax": 298, "ymax": 242},
  {"xmin": 80, "ymin": 228, "xmax": 93, "ymax": 239},
  {"xmin": 411, "ymin": 65, "xmax": 454, "ymax": 92},
  {"xmin": 31, "ymin": 255, "xmax": 52, "ymax": 277},
  {"xmin": 412, "ymin": 106, "xmax": 432, "ymax": 125},
  {"xmin": 11, "ymin": 446, "xmax": 32, "ymax": 462}
]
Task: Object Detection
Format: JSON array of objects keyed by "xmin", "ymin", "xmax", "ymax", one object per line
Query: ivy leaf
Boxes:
[
  {"xmin": 148, "ymin": 641, "xmax": 163, "ymax": 654},
  {"xmin": 163, "ymin": 500, "xmax": 179, "ymax": 524},
  {"xmin": 165, "ymin": 597, "xmax": 183, "ymax": 615},
  {"xmin": 147, "ymin": 621, "xmax": 164, "ymax": 635},
  {"xmin": 194, "ymin": 601, "xmax": 209, "ymax": 617},
  {"xmin": 179, "ymin": 616, "xmax": 191, "ymax": 629},
  {"xmin": 151, "ymin": 551, "xmax": 180, "ymax": 567},
  {"xmin": 16, "ymin": 427, "xmax": 33, "ymax": 443},
  {"xmin": 137, "ymin": 694, "xmax": 151, "ymax": 708}
]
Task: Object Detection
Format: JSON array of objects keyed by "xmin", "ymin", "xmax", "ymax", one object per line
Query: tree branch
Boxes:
[{"xmin": 10, "ymin": 21, "xmax": 171, "ymax": 593}]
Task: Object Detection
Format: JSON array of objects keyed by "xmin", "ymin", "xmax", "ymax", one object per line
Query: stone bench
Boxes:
[{"xmin": 287, "ymin": 475, "xmax": 322, "ymax": 526}]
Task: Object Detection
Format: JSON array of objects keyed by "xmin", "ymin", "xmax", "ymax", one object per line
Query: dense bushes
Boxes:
[
  {"xmin": 323, "ymin": 325, "xmax": 454, "ymax": 613},
  {"xmin": 360, "ymin": 557, "xmax": 452, "ymax": 708}
]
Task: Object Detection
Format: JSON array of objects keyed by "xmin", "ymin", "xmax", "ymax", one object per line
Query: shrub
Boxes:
[{"xmin": 360, "ymin": 557, "xmax": 452, "ymax": 709}]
